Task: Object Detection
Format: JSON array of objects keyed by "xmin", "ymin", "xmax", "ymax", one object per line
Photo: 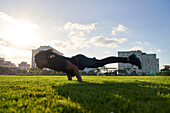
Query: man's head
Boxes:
[{"xmin": 35, "ymin": 50, "xmax": 48, "ymax": 69}]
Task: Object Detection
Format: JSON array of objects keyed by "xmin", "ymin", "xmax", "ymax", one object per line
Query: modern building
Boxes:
[
  {"xmin": 0, "ymin": 57, "xmax": 16, "ymax": 68},
  {"xmin": 31, "ymin": 46, "xmax": 63, "ymax": 68},
  {"xmin": 18, "ymin": 62, "xmax": 30, "ymax": 71},
  {"xmin": 118, "ymin": 50, "xmax": 159, "ymax": 75}
]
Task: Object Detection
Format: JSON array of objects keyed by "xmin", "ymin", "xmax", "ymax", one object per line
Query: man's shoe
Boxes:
[{"xmin": 127, "ymin": 54, "xmax": 142, "ymax": 69}]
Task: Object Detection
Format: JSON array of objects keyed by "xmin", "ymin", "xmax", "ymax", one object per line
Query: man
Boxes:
[{"xmin": 35, "ymin": 49, "xmax": 142, "ymax": 82}]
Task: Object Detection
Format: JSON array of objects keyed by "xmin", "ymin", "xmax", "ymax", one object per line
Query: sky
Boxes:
[{"xmin": 0, "ymin": 0, "xmax": 170, "ymax": 69}]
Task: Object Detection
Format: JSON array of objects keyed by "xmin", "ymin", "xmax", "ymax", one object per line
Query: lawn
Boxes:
[{"xmin": 0, "ymin": 75, "xmax": 169, "ymax": 113}]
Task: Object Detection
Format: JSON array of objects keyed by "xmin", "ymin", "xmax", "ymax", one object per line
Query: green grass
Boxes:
[{"xmin": 0, "ymin": 75, "xmax": 169, "ymax": 113}]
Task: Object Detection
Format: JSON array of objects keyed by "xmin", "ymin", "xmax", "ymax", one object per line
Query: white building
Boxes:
[
  {"xmin": 118, "ymin": 50, "xmax": 159, "ymax": 75},
  {"xmin": 31, "ymin": 46, "xmax": 63, "ymax": 68}
]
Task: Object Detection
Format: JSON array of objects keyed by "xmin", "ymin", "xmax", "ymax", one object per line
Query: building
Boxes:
[
  {"xmin": 31, "ymin": 46, "xmax": 63, "ymax": 68},
  {"xmin": 18, "ymin": 62, "xmax": 30, "ymax": 71},
  {"xmin": 0, "ymin": 57, "xmax": 16, "ymax": 68},
  {"xmin": 118, "ymin": 50, "xmax": 159, "ymax": 75}
]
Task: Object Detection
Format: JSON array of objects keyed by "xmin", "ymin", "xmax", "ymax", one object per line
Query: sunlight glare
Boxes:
[{"xmin": 2, "ymin": 20, "xmax": 39, "ymax": 47}]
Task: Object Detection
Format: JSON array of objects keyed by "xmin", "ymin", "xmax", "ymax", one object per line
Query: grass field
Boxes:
[{"xmin": 0, "ymin": 75, "xmax": 169, "ymax": 113}]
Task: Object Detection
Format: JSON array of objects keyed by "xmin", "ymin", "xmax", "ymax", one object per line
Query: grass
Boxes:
[{"xmin": 0, "ymin": 75, "xmax": 169, "ymax": 113}]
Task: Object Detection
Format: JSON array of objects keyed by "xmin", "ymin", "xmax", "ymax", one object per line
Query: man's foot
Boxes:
[{"xmin": 127, "ymin": 54, "xmax": 142, "ymax": 69}]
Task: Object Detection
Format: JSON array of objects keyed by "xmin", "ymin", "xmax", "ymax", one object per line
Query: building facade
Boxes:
[
  {"xmin": 31, "ymin": 46, "xmax": 63, "ymax": 68},
  {"xmin": 18, "ymin": 62, "xmax": 30, "ymax": 71},
  {"xmin": 0, "ymin": 58, "xmax": 16, "ymax": 68},
  {"xmin": 118, "ymin": 50, "xmax": 159, "ymax": 75}
]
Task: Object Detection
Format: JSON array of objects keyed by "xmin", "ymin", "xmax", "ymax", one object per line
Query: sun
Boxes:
[{"xmin": 2, "ymin": 19, "xmax": 39, "ymax": 47}]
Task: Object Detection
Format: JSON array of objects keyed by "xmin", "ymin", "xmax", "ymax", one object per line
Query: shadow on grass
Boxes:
[{"xmin": 52, "ymin": 81, "xmax": 170, "ymax": 113}]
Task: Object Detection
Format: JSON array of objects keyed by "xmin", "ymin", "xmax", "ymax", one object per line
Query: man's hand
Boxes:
[
  {"xmin": 66, "ymin": 61, "xmax": 82, "ymax": 82},
  {"xmin": 66, "ymin": 74, "xmax": 72, "ymax": 81}
]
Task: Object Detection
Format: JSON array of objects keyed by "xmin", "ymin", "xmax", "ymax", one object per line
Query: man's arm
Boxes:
[
  {"xmin": 66, "ymin": 61, "xmax": 82, "ymax": 82},
  {"xmin": 66, "ymin": 74, "xmax": 72, "ymax": 81}
]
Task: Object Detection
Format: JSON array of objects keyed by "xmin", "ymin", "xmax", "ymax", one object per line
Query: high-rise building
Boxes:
[
  {"xmin": 31, "ymin": 46, "xmax": 63, "ymax": 68},
  {"xmin": 118, "ymin": 50, "xmax": 159, "ymax": 75}
]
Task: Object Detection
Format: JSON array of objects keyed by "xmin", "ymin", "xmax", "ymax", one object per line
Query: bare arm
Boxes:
[
  {"xmin": 66, "ymin": 74, "xmax": 72, "ymax": 81},
  {"xmin": 66, "ymin": 61, "xmax": 82, "ymax": 82}
]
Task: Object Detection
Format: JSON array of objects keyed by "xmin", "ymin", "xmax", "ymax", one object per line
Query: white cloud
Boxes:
[
  {"xmin": 131, "ymin": 41, "xmax": 151, "ymax": 51},
  {"xmin": 0, "ymin": 11, "xmax": 40, "ymax": 49},
  {"xmin": 89, "ymin": 36, "xmax": 127, "ymax": 48},
  {"xmin": 136, "ymin": 41, "xmax": 151, "ymax": 46},
  {"xmin": 157, "ymin": 49, "xmax": 162, "ymax": 53},
  {"xmin": 64, "ymin": 22, "xmax": 97, "ymax": 33},
  {"xmin": 148, "ymin": 48, "xmax": 162, "ymax": 53},
  {"xmin": 130, "ymin": 46, "xmax": 144, "ymax": 51},
  {"xmin": 61, "ymin": 22, "xmax": 96, "ymax": 50},
  {"xmin": 104, "ymin": 51, "xmax": 111, "ymax": 54},
  {"xmin": 49, "ymin": 40, "xmax": 71, "ymax": 49},
  {"xmin": 131, "ymin": 41, "xmax": 162, "ymax": 54},
  {"xmin": 111, "ymin": 24, "xmax": 128, "ymax": 35},
  {"xmin": 112, "ymin": 38, "xmax": 128, "ymax": 44},
  {"xmin": 0, "ymin": 45, "xmax": 31, "ymax": 65},
  {"xmin": 0, "ymin": 11, "xmax": 41, "ymax": 65},
  {"xmin": 52, "ymin": 22, "xmax": 129, "ymax": 51}
]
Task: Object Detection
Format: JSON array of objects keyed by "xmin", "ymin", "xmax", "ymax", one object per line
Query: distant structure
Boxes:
[
  {"xmin": 163, "ymin": 65, "xmax": 170, "ymax": 70},
  {"xmin": 99, "ymin": 66, "xmax": 117, "ymax": 73},
  {"xmin": 31, "ymin": 46, "xmax": 63, "ymax": 68},
  {"xmin": 0, "ymin": 58, "xmax": 16, "ymax": 68},
  {"xmin": 18, "ymin": 62, "xmax": 30, "ymax": 71},
  {"xmin": 118, "ymin": 50, "xmax": 159, "ymax": 75}
]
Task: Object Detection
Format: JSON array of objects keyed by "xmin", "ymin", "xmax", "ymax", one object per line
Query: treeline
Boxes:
[
  {"xmin": 0, "ymin": 66, "xmax": 169, "ymax": 76},
  {"xmin": 0, "ymin": 67, "xmax": 66, "ymax": 76}
]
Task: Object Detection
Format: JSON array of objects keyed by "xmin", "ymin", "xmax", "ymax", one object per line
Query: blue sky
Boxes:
[{"xmin": 0, "ymin": 0, "xmax": 170, "ymax": 69}]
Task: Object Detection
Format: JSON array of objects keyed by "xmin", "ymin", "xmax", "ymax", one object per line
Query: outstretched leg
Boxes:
[
  {"xmin": 76, "ymin": 54, "xmax": 141, "ymax": 69},
  {"xmin": 86, "ymin": 57, "xmax": 128, "ymax": 68}
]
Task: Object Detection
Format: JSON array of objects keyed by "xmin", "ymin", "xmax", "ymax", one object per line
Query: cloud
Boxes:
[
  {"xmin": 130, "ymin": 41, "xmax": 151, "ymax": 51},
  {"xmin": 48, "ymin": 40, "xmax": 78, "ymax": 50},
  {"xmin": 104, "ymin": 51, "xmax": 111, "ymax": 54},
  {"xmin": 130, "ymin": 46, "xmax": 144, "ymax": 51},
  {"xmin": 61, "ymin": 22, "xmax": 96, "ymax": 50},
  {"xmin": 49, "ymin": 40, "xmax": 70, "ymax": 49},
  {"xmin": 0, "ymin": 11, "xmax": 40, "ymax": 50},
  {"xmin": 135, "ymin": 41, "xmax": 151, "ymax": 46},
  {"xmin": 64, "ymin": 22, "xmax": 97, "ymax": 33},
  {"xmin": 52, "ymin": 22, "xmax": 129, "ymax": 51},
  {"xmin": 0, "ymin": 11, "xmax": 41, "ymax": 65},
  {"xmin": 111, "ymin": 24, "xmax": 128, "ymax": 35},
  {"xmin": 130, "ymin": 41, "xmax": 162, "ymax": 54},
  {"xmin": 0, "ymin": 37, "xmax": 8, "ymax": 46},
  {"xmin": 112, "ymin": 38, "xmax": 128, "ymax": 44},
  {"xmin": 157, "ymin": 49, "xmax": 162, "ymax": 53},
  {"xmin": 0, "ymin": 45, "xmax": 31, "ymax": 65},
  {"xmin": 89, "ymin": 36, "xmax": 128, "ymax": 48},
  {"xmin": 50, "ymin": 32, "xmax": 90, "ymax": 50},
  {"xmin": 148, "ymin": 48, "xmax": 162, "ymax": 53}
]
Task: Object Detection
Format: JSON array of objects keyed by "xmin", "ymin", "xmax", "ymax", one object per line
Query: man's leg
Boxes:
[{"xmin": 85, "ymin": 54, "xmax": 141, "ymax": 69}]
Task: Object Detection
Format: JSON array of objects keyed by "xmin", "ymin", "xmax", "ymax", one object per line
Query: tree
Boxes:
[
  {"xmin": 162, "ymin": 70, "xmax": 170, "ymax": 76},
  {"xmin": 80, "ymin": 71, "xmax": 87, "ymax": 75},
  {"xmin": 87, "ymin": 70, "xmax": 96, "ymax": 75},
  {"xmin": 118, "ymin": 69, "xmax": 126, "ymax": 75},
  {"xmin": 29, "ymin": 68, "xmax": 42, "ymax": 75},
  {"xmin": 141, "ymin": 72, "xmax": 146, "ymax": 76}
]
